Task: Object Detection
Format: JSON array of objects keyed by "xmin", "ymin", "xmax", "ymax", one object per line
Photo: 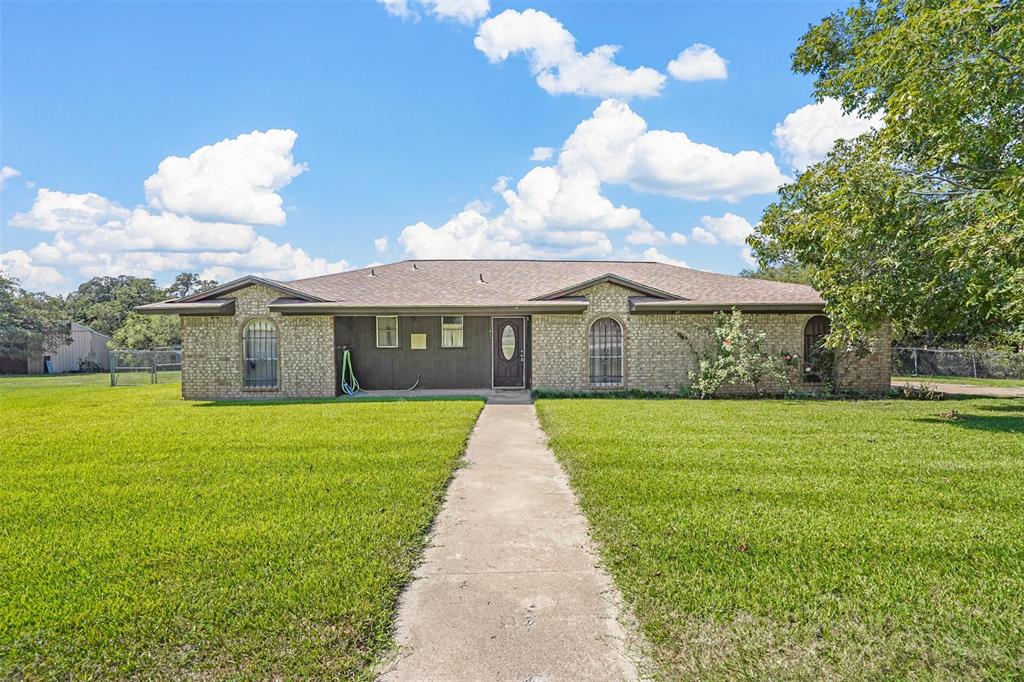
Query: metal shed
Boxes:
[{"xmin": 43, "ymin": 322, "xmax": 112, "ymax": 373}]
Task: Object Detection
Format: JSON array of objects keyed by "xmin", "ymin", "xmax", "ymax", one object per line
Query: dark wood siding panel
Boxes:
[
  {"xmin": 0, "ymin": 356, "xmax": 30, "ymax": 374},
  {"xmin": 333, "ymin": 315, "xmax": 491, "ymax": 390}
]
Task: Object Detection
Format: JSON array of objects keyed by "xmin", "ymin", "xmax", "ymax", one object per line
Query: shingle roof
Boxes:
[{"xmin": 282, "ymin": 259, "xmax": 823, "ymax": 306}]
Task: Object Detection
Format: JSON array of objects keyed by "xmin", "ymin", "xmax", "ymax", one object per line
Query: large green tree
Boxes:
[
  {"xmin": 64, "ymin": 272, "xmax": 218, "ymax": 348},
  {"xmin": 64, "ymin": 275, "xmax": 167, "ymax": 337},
  {"xmin": 166, "ymin": 272, "xmax": 218, "ymax": 299},
  {"xmin": 0, "ymin": 274, "xmax": 71, "ymax": 358},
  {"xmin": 750, "ymin": 0, "xmax": 1024, "ymax": 347},
  {"xmin": 111, "ymin": 313, "xmax": 181, "ymax": 350},
  {"xmin": 739, "ymin": 262, "xmax": 815, "ymax": 286}
]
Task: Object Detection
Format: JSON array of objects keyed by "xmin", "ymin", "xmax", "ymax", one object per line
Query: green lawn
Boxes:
[
  {"xmin": 0, "ymin": 374, "xmax": 483, "ymax": 679},
  {"xmin": 894, "ymin": 374, "xmax": 1024, "ymax": 388},
  {"xmin": 536, "ymin": 398, "xmax": 1024, "ymax": 679}
]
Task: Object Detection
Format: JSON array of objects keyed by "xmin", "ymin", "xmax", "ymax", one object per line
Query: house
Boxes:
[
  {"xmin": 0, "ymin": 322, "xmax": 112, "ymax": 375},
  {"xmin": 136, "ymin": 259, "xmax": 891, "ymax": 399}
]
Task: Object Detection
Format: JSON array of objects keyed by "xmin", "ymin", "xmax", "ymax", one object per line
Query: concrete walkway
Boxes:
[
  {"xmin": 894, "ymin": 380, "xmax": 1024, "ymax": 398},
  {"xmin": 379, "ymin": 404, "xmax": 643, "ymax": 682}
]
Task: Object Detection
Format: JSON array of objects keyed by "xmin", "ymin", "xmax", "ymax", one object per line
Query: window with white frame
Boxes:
[
  {"xmin": 376, "ymin": 315, "xmax": 398, "ymax": 348},
  {"xmin": 441, "ymin": 315, "xmax": 464, "ymax": 348},
  {"xmin": 589, "ymin": 317, "xmax": 623, "ymax": 386}
]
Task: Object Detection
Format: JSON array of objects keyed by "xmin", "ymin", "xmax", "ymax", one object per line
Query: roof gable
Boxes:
[
  {"xmin": 176, "ymin": 275, "xmax": 326, "ymax": 303},
  {"xmin": 531, "ymin": 273, "xmax": 684, "ymax": 302}
]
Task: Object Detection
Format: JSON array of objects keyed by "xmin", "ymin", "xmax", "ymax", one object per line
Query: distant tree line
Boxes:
[{"xmin": 0, "ymin": 272, "xmax": 218, "ymax": 358}]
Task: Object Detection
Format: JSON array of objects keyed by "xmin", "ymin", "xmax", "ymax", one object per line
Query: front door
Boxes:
[{"xmin": 492, "ymin": 317, "xmax": 525, "ymax": 388}]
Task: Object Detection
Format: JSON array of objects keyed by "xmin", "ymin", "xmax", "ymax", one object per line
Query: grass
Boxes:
[
  {"xmin": 536, "ymin": 397, "xmax": 1024, "ymax": 679},
  {"xmin": 0, "ymin": 374, "xmax": 483, "ymax": 679},
  {"xmin": 893, "ymin": 374, "xmax": 1024, "ymax": 388}
]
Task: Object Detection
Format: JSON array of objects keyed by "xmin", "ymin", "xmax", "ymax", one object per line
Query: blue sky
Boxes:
[{"xmin": 0, "ymin": 0, "xmax": 877, "ymax": 293}]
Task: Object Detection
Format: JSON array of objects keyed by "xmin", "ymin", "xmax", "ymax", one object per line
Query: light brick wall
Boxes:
[
  {"xmin": 180, "ymin": 284, "xmax": 335, "ymax": 400},
  {"xmin": 531, "ymin": 282, "xmax": 891, "ymax": 394}
]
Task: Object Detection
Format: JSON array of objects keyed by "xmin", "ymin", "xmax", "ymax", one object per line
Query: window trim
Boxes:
[
  {"xmin": 441, "ymin": 315, "xmax": 465, "ymax": 349},
  {"xmin": 241, "ymin": 317, "xmax": 279, "ymax": 391},
  {"xmin": 376, "ymin": 315, "xmax": 399, "ymax": 349},
  {"xmin": 589, "ymin": 316, "xmax": 624, "ymax": 387}
]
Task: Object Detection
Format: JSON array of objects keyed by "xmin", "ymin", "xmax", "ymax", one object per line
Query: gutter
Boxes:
[
  {"xmin": 630, "ymin": 300, "xmax": 826, "ymax": 314},
  {"xmin": 267, "ymin": 300, "xmax": 590, "ymax": 315},
  {"xmin": 134, "ymin": 299, "xmax": 236, "ymax": 315}
]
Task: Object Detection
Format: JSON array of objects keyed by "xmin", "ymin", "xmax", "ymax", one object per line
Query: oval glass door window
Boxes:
[{"xmin": 500, "ymin": 324, "xmax": 516, "ymax": 360}]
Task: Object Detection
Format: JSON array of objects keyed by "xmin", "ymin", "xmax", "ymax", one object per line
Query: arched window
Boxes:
[
  {"xmin": 243, "ymin": 319, "xmax": 278, "ymax": 388},
  {"xmin": 803, "ymin": 315, "xmax": 831, "ymax": 383},
  {"xmin": 590, "ymin": 318, "xmax": 623, "ymax": 386}
]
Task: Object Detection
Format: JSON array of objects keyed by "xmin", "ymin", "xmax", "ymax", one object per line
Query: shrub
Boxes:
[
  {"xmin": 895, "ymin": 381, "xmax": 945, "ymax": 401},
  {"xmin": 679, "ymin": 309, "xmax": 794, "ymax": 398}
]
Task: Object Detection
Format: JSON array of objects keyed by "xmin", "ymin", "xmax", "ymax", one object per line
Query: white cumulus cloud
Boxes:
[
  {"xmin": 641, "ymin": 247, "xmax": 687, "ymax": 268},
  {"xmin": 396, "ymin": 99, "xmax": 784, "ymax": 260},
  {"xmin": 0, "ymin": 249, "xmax": 65, "ymax": 290},
  {"xmin": 561, "ymin": 99, "xmax": 788, "ymax": 202},
  {"xmin": 81, "ymin": 210, "xmax": 257, "ymax": 254},
  {"xmin": 0, "ymin": 166, "xmax": 22, "ymax": 189},
  {"xmin": 773, "ymin": 97, "xmax": 883, "ymax": 170},
  {"xmin": 195, "ymin": 236, "xmax": 348, "ymax": 281},
  {"xmin": 374, "ymin": 236, "xmax": 389, "ymax": 253},
  {"xmin": 667, "ymin": 43, "xmax": 728, "ymax": 81},
  {"xmin": 5, "ymin": 129, "xmax": 349, "ymax": 291},
  {"xmin": 625, "ymin": 228, "xmax": 687, "ymax": 247},
  {"xmin": 689, "ymin": 213, "xmax": 754, "ymax": 246},
  {"xmin": 377, "ymin": 0, "xmax": 489, "ymax": 24},
  {"xmin": 427, "ymin": 0, "xmax": 489, "ymax": 24},
  {"xmin": 741, "ymin": 247, "xmax": 757, "ymax": 267},
  {"xmin": 399, "ymin": 164, "xmax": 643, "ymax": 260},
  {"xmin": 531, "ymin": 146, "xmax": 554, "ymax": 162},
  {"xmin": 399, "ymin": 210, "xmax": 541, "ymax": 260},
  {"xmin": 9, "ymin": 189, "xmax": 131, "ymax": 232},
  {"xmin": 690, "ymin": 226, "xmax": 718, "ymax": 245},
  {"xmin": 474, "ymin": 9, "xmax": 665, "ymax": 98},
  {"xmin": 378, "ymin": 0, "xmax": 414, "ymax": 19},
  {"xmin": 144, "ymin": 128, "xmax": 307, "ymax": 225}
]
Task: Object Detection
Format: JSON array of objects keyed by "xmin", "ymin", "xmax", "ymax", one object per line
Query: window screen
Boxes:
[
  {"xmin": 376, "ymin": 316, "xmax": 398, "ymax": 348},
  {"xmin": 441, "ymin": 315, "xmax": 464, "ymax": 348}
]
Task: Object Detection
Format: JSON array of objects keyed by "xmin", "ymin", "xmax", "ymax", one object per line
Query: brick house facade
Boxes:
[
  {"xmin": 532, "ymin": 282, "xmax": 891, "ymax": 393},
  {"xmin": 180, "ymin": 285, "xmax": 335, "ymax": 400},
  {"xmin": 139, "ymin": 260, "xmax": 893, "ymax": 399}
]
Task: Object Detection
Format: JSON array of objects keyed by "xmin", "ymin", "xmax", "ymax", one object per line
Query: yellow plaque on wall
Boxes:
[{"xmin": 410, "ymin": 333, "xmax": 427, "ymax": 350}]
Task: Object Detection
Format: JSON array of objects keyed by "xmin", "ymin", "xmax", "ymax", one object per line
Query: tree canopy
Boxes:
[
  {"xmin": 739, "ymin": 262, "xmax": 815, "ymax": 286},
  {"xmin": 111, "ymin": 313, "xmax": 182, "ymax": 350},
  {"xmin": 750, "ymin": 0, "xmax": 1024, "ymax": 347},
  {"xmin": 0, "ymin": 274, "xmax": 70, "ymax": 359},
  {"xmin": 64, "ymin": 275, "xmax": 168, "ymax": 337},
  {"xmin": 105, "ymin": 272, "xmax": 220, "ymax": 349},
  {"xmin": 166, "ymin": 272, "xmax": 219, "ymax": 299},
  {"xmin": 61, "ymin": 272, "xmax": 219, "ymax": 344}
]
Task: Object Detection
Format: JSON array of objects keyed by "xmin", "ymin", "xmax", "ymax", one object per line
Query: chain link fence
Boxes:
[
  {"xmin": 893, "ymin": 347, "xmax": 1024, "ymax": 380},
  {"xmin": 110, "ymin": 348, "xmax": 182, "ymax": 386}
]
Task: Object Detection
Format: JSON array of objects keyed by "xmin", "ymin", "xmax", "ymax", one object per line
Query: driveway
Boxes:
[
  {"xmin": 894, "ymin": 380, "xmax": 1024, "ymax": 398},
  {"xmin": 379, "ymin": 403, "xmax": 644, "ymax": 681}
]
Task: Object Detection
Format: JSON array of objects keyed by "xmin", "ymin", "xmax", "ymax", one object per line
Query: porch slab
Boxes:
[{"xmin": 345, "ymin": 388, "xmax": 533, "ymax": 404}]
